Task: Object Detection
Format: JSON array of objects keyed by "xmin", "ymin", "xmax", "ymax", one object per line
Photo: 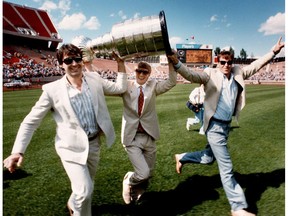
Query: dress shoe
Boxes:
[
  {"xmin": 67, "ymin": 203, "xmax": 73, "ymax": 216},
  {"xmin": 231, "ymin": 209, "xmax": 256, "ymax": 216},
  {"xmin": 131, "ymin": 186, "xmax": 145, "ymax": 203},
  {"xmin": 122, "ymin": 171, "xmax": 133, "ymax": 204},
  {"xmin": 175, "ymin": 154, "xmax": 183, "ymax": 174}
]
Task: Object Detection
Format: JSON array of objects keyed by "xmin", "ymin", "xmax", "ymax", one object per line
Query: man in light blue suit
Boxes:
[
  {"xmin": 3, "ymin": 44, "xmax": 127, "ymax": 216},
  {"xmin": 169, "ymin": 37, "xmax": 284, "ymax": 216}
]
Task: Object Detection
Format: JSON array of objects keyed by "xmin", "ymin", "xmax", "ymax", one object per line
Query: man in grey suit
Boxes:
[
  {"xmin": 120, "ymin": 60, "xmax": 177, "ymax": 204},
  {"xmin": 3, "ymin": 44, "xmax": 127, "ymax": 216},
  {"xmin": 168, "ymin": 37, "xmax": 284, "ymax": 216}
]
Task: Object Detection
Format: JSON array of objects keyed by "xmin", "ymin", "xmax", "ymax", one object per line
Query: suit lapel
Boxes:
[
  {"xmin": 84, "ymin": 74, "xmax": 99, "ymax": 115},
  {"xmin": 129, "ymin": 82, "xmax": 138, "ymax": 111},
  {"xmin": 214, "ymin": 69, "xmax": 224, "ymax": 92}
]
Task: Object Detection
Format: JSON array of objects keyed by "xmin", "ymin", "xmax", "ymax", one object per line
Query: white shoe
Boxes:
[
  {"xmin": 199, "ymin": 127, "xmax": 205, "ymax": 135},
  {"xmin": 186, "ymin": 122, "xmax": 191, "ymax": 131},
  {"xmin": 122, "ymin": 171, "xmax": 133, "ymax": 204}
]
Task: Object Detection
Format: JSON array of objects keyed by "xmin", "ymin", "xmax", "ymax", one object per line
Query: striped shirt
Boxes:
[{"xmin": 67, "ymin": 76, "xmax": 98, "ymax": 136}]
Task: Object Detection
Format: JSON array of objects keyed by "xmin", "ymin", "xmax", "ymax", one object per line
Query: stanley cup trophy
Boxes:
[{"xmin": 84, "ymin": 10, "xmax": 172, "ymax": 60}]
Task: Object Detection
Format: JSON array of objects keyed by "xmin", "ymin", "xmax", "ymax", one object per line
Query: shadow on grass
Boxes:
[
  {"xmin": 93, "ymin": 168, "xmax": 284, "ymax": 216},
  {"xmin": 3, "ymin": 168, "xmax": 32, "ymax": 189}
]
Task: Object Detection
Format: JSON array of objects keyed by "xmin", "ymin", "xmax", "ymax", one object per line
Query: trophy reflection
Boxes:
[{"xmin": 85, "ymin": 10, "xmax": 172, "ymax": 60}]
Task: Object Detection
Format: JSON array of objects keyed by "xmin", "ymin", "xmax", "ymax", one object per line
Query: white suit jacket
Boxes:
[
  {"xmin": 120, "ymin": 64, "xmax": 177, "ymax": 145},
  {"xmin": 176, "ymin": 51, "xmax": 275, "ymax": 132},
  {"xmin": 11, "ymin": 72, "xmax": 127, "ymax": 164}
]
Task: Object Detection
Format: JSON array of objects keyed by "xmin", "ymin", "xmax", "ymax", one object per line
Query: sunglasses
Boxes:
[
  {"xmin": 63, "ymin": 56, "xmax": 82, "ymax": 65},
  {"xmin": 136, "ymin": 69, "xmax": 150, "ymax": 75},
  {"xmin": 220, "ymin": 60, "xmax": 233, "ymax": 66}
]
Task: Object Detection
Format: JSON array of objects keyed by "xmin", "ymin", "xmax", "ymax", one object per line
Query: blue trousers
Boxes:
[{"xmin": 180, "ymin": 119, "xmax": 248, "ymax": 211}]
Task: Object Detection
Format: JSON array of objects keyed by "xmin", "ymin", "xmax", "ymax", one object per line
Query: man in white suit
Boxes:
[
  {"xmin": 169, "ymin": 37, "xmax": 284, "ymax": 216},
  {"xmin": 120, "ymin": 60, "xmax": 177, "ymax": 204},
  {"xmin": 3, "ymin": 44, "xmax": 127, "ymax": 216}
]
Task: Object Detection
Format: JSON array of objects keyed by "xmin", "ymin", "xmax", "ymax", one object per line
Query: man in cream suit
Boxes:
[
  {"xmin": 169, "ymin": 37, "xmax": 284, "ymax": 216},
  {"xmin": 120, "ymin": 60, "xmax": 177, "ymax": 204},
  {"xmin": 3, "ymin": 44, "xmax": 127, "ymax": 216}
]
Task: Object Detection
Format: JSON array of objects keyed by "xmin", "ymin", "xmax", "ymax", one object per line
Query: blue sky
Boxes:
[{"xmin": 4, "ymin": 0, "xmax": 285, "ymax": 57}]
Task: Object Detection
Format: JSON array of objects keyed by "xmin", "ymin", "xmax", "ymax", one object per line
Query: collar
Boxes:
[
  {"xmin": 65, "ymin": 74, "xmax": 86, "ymax": 88},
  {"xmin": 134, "ymin": 81, "xmax": 147, "ymax": 89}
]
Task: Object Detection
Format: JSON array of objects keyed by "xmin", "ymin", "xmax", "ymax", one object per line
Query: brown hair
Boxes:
[
  {"xmin": 217, "ymin": 50, "xmax": 234, "ymax": 61},
  {"xmin": 137, "ymin": 61, "xmax": 151, "ymax": 73},
  {"xmin": 56, "ymin": 44, "xmax": 82, "ymax": 65}
]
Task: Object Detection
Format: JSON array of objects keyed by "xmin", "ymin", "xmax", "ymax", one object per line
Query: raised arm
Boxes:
[
  {"xmin": 111, "ymin": 51, "xmax": 126, "ymax": 73},
  {"xmin": 272, "ymin": 36, "xmax": 285, "ymax": 55}
]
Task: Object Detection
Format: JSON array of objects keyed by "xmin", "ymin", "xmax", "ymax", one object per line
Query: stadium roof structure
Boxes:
[{"xmin": 3, "ymin": 1, "xmax": 63, "ymax": 50}]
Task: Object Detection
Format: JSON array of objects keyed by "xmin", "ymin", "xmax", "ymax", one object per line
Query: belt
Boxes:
[
  {"xmin": 211, "ymin": 117, "xmax": 232, "ymax": 124},
  {"xmin": 88, "ymin": 132, "xmax": 98, "ymax": 141}
]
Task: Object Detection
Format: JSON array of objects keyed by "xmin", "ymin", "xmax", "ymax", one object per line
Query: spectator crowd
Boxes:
[{"xmin": 3, "ymin": 47, "xmax": 285, "ymax": 84}]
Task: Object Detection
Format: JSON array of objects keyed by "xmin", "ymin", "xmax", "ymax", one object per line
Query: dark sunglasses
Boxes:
[
  {"xmin": 63, "ymin": 56, "xmax": 82, "ymax": 65},
  {"xmin": 136, "ymin": 69, "xmax": 150, "ymax": 75},
  {"xmin": 220, "ymin": 60, "xmax": 233, "ymax": 66}
]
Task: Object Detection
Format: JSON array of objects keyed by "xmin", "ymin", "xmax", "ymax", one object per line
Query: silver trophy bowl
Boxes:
[{"xmin": 87, "ymin": 10, "xmax": 172, "ymax": 59}]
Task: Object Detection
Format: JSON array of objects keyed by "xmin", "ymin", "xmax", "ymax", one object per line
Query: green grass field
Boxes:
[{"xmin": 3, "ymin": 84, "xmax": 285, "ymax": 216}]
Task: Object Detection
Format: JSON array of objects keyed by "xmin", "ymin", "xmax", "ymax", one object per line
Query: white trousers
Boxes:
[{"xmin": 61, "ymin": 137, "xmax": 100, "ymax": 216}]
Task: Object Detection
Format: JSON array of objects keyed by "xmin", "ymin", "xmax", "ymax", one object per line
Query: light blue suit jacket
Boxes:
[
  {"xmin": 12, "ymin": 72, "xmax": 127, "ymax": 164},
  {"xmin": 176, "ymin": 51, "xmax": 275, "ymax": 132}
]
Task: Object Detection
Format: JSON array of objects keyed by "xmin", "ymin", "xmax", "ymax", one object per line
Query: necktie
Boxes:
[
  {"xmin": 138, "ymin": 86, "xmax": 144, "ymax": 116},
  {"xmin": 137, "ymin": 86, "xmax": 145, "ymax": 132}
]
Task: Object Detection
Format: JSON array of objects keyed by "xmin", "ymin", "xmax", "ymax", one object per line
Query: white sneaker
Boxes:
[
  {"xmin": 122, "ymin": 171, "xmax": 133, "ymax": 204},
  {"xmin": 186, "ymin": 121, "xmax": 191, "ymax": 131},
  {"xmin": 199, "ymin": 127, "xmax": 205, "ymax": 135}
]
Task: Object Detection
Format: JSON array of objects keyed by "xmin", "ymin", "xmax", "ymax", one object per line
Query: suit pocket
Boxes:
[{"xmin": 56, "ymin": 127, "xmax": 87, "ymax": 152}]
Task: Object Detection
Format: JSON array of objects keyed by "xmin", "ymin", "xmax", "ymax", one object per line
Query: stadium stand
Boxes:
[
  {"xmin": 3, "ymin": 1, "xmax": 62, "ymax": 51},
  {"xmin": 2, "ymin": 1, "xmax": 285, "ymax": 91}
]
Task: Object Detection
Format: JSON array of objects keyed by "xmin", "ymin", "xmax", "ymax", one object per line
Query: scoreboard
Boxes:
[{"xmin": 176, "ymin": 44, "xmax": 213, "ymax": 64}]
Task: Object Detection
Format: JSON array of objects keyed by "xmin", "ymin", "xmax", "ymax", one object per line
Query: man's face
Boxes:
[
  {"xmin": 62, "ymin": 54, "xmax": 83, "ymax": 77},
  {"xmin": 135, "ymin": 68, "xmax": 150, "ymax": 85},
  {"xmin": 218, "ymin": 57, "xmax": 233, "ymax": 76}
]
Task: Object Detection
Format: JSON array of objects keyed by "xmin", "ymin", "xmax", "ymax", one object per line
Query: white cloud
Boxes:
[
  {"xmin": 169, "ymin": 36, "xmax": 183, "ymax": 49},
  {"xmin": 118, "ymin": 10, "xmax": 127, "ymax": 20},
  {"xmin": 58, "ymin": 0, "xmax": 71, "ymax": 15},
  {"xmin": 210, "ymin": 15, "xmax": 218, "ymax": 22},
  {"xmin": 39, "ymin": 0, "xmax": 57, "ymax": 12},
  {"xmin": 57, "ymin": 13, "xmax": 101, "ymax": 31},
  {"xmin": 258, "ymin": 12, "xmax": 285, "ymax": 35},
  {"xmin": 57, "ymin": 13, "xmax": 86, "ymax": 30},
  {"xmin": 133, "ymin": 13, "xmax": 141, "ymax": 19},
  {"xmin": 84, "ymin": 16, "xmax": 101, "ymax": 30}
]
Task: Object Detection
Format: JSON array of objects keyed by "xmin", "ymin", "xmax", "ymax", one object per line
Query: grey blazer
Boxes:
[
  {"xmin": 176, "ymin": 51, "xmax": 275, "ymax": 132},
  {"xmin": 120, "ymin": 63, "xmax": 177, "ymax": 145},
  {"xmin": 11, "ymin": 72, "xmax": 127, "ymax": 164}
]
